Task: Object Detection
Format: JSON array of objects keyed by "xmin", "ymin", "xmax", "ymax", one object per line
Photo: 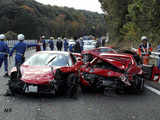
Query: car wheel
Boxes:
[
  {"xmin": 136, "ymin": 76, "xmax": 145, "ymax": 94},
  {"xmin": 115, "ymin": 81, "xmax": 126, "ymax": 95},
  {"xmin": 66, "ymin": 74, "xmax": 79, "ymax": 98},
  {"xmin": 128, "ymin": 75, "xmax": 144, "ymax": 94},
  {"xmin": 8, "ymin": 78, "xmax": 18, "ymax": 95},
  {"xmin": 9, "ymin": 73, "xmax": 24, "ymax": 95},
  {"xmin": 81, "ymin": 85, "xmax": 89, "ymax": 93}
]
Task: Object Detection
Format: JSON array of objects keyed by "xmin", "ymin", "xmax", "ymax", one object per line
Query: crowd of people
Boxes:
[
  {"xmin": 1, "ymin": 33, "xmax": 159, "ymax": 78},
  {"xmin": 0, "ymin": 34, "xmax": 94, "ymax": 77}
]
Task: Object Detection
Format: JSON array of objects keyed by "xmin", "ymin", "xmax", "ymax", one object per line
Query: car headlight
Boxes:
[
  {"xmin": 120, "ymin": 74, "xmax": 131, "ymax": 86},
  {"xmin": 120, "ymin": 75, "xmax": 127, "ymax": 82}
]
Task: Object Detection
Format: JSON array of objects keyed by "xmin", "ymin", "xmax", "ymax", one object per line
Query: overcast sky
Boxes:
[{"xmin": 35, "ymin": 0, "xmax": 103, "ymax": 13}]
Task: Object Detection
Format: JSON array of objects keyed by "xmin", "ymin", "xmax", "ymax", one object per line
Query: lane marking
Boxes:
[{"xmin": 145, "ymin": 85, "xmax": 160, "ymax": 96}]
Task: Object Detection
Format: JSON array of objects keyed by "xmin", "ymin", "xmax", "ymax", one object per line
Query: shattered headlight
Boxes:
[
  {"xmin": 120, "ymin": 75, "xmax": 127, "ymax": 82},
  {"xmin": 120, "ymin": 74, "xmax": 131, "ymax": 86}
]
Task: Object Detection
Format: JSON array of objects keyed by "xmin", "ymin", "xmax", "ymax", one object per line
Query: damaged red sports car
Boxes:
[
  {"xmin": 80, "ymin": 52, "xmax": 144, "ymax": 94},
  {"xmin": 8, "ymin": 51, "xmax": 81, "ymax": 97}
]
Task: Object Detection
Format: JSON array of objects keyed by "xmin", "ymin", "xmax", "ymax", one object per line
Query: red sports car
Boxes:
[
  {"xmin": 82, "ymin": 47, "xmax": 117, "ymax": 63},
  {"xmin": 82, "ymin": 47, "xmax": 117, "ymax": 55},
  {"xmin": 80, "ymin": 52, "xmax": 144, "ymax": 94},
  {"xmin": 8, "ymin": 51, "xmax": 82, "ymax": 97}
]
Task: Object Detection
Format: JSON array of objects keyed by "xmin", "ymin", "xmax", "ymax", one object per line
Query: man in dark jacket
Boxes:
[
  {"xmin": 73, "ymin": 37, "xmax": 81, "ymax": 53},
  {"xmin": 56, "ymin": 37, "xmax": 63, "ymax": 51}
]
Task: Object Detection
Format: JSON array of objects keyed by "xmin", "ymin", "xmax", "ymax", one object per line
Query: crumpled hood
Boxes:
[
  {"xmin": 105, "ymin": 57, "xmax": 129, "ymax": 70},
  {"xmin": 20, "ymin": 65, "xmax": 59, "ymax": 85}
]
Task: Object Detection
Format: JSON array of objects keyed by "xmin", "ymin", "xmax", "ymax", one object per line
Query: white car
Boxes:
[
  {"xmin": 83, "ymin": 41, "xmax": 95, "ymax": 50},
  {"xmin": 68, "ymin": 39, "xmax": 75, "ymax": 46}
]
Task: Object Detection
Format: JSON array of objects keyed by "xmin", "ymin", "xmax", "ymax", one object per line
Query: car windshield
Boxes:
[
  {"xmin": 100, "ymin": 48, "xmax": 115, "ymax": 52},
  {"xmin": 84, "ymin": 42, "xmax": 92, "ymax": 45},
  {"xmin": 23, "ymin": 53, "xmax": 69, "ymax": 66}
]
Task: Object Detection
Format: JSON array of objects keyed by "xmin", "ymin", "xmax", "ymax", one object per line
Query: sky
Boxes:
[{"xmin": 35, "ymin": 0, "xmax": 103, "ymax": 13}]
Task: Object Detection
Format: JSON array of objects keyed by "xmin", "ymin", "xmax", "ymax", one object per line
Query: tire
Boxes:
[
  {"xmin": 9, "ymin": 73, "xmax": 25, "ymax": 95},
  {"xmin": 66, "ymin": 74, "xmax": 79, "ymax": 98},
  {"xmin": 81, "ymin": 84, "xmax": 90, "ymax": 93},
  {"xmin": 128, "ymin": 76, "xmax": 144, "ymax": 94},
  {"xmin": 115, "ymin": 80, "xmax": 126, "ymax": 95},
  {"xmin": 136, "ymin": 77, "xmax": 144, "ymax": 94}
]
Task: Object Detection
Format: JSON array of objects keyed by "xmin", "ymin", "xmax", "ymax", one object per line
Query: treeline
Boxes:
[
  {"xmin": 0, "ymin": 0, "xmax": 107, "ymax": 39},
  {"xmin": 99, "ymin": 0, "xmax": 160, "ymax": 47}
]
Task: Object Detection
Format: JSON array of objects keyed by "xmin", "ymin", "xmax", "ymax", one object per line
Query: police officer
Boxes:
[
  {"xmin": 79, "ymin": 37, "xmax": 84, "ymax": 51},
  {"xmin": 157, "ymin": 45, "xmax": 160, "ymax": 69},
  {"xmin": 102, "ymin": 38, "xmax": 106, "ymax": 47},
  {"xmin": 56, "ymin": 37, "xmax": 63, "ymax": 51},
  {"xmin": 69, "ymin": 44, "xmax": 73, "ymax": 52},
  {"xmin": 0, "ymin": 34, "xmax": 9, "ymax": 77},
  {"xmin": 41, "ymin": 36, "xmax": 46, "ymax": 51},
  {"xmin": 9, "ymin": 34, "xmax": 39, "ymax": 66},
  {"xmin": 138, "ymin": 36, "xmax": 152, "ymax": 65},
  {"xmin": 74, "ymin": 37, "xmax": 81, "ymax": 53},
  {"xmin": 36, "ymin": 37, "xmax": 41, "ymax": 52},
  {"xmin": 48, "ymin": 37, "xmax": 54, "ymax": 50},
  {"xmin": 63, "ymin": 38, "xmax": 68, "ymax": 51}
]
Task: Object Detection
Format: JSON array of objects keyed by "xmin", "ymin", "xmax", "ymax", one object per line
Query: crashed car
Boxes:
[
  {"xmin": 82, "ymin": 47, "xmax": 142, "ymax": 65},
  {"xmin": 82, "ymin": 47, "xmax": 117, "ymax": 63},
  {"xmin": 8, "ymin": 51, "xmax": 81, "ymax": 97},
  {"xmin": 80, "ymin": 52, "xmax": 144, "ymax": 94}
]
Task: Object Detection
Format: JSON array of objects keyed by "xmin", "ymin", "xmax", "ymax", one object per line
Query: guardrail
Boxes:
[
  {"xmin": 5, "ymin": 40, "xmax": 37, "ymax": 48},
  {"xmin": 131, "ymin": 48, "xmax": 160, "ymax": 65}
]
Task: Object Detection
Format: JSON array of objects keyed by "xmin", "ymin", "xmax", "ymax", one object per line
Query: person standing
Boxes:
[
  {"xmin": 102, "ymin": 38, "xmax": 106, "ymax": 47},
  {"xmin": 69, "ymin": 44, "xmax": 73, "ymax": 52},
  {"xmin": 79, "ymin": 37, "xmax": 84, "ymax": 51},
  {"xmin": 64, "ymin": 38, "xmax": 68, "ymax": 51},
  {"xmin": 48, "ymin": 37, "xmax": 54, "ymax": 50},
  {"xmin": 41, "ymin": 36, "xmax": 46, "ymax": 51},
  {"xmin": 138, "ymin": 36, "xmax": 152, "ymax": 65},
  {"xmin": 56, "ymin": 37, "xmax": 63, "ymax": 51},
  {"xmin": 157, "ymin": 45, "xmax": 160, "ymax": 69},
  {"xmin": 0, "ymin": 34, "xmax": 9, "ymax": 77},
  {"xmin": 74, "ymin": 37, "xmax": 81, "ymax": 53},
  {"xmin": 9, "ymin": 34, "xmax": 39, "ymax": 66},
  {"xmin": 36, "ymin": 37, "xmax": 41, "ymax": 52}
]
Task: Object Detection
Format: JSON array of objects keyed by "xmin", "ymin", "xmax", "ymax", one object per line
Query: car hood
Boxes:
[
  {"xmin": 94, "ymin": 53, "xmax": 135, "ymax": 71},
  {"xmin": 20, "ymin": 65, "xmax": 60, "ymax": 85}
]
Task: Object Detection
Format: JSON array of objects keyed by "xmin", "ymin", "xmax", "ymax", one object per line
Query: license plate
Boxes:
[
  {"xmin": 103, "ymin": 81, "xmax": 113, "ymax": 86},
  {"xmin": 28, "ymin": 85, "xmax": 38, "ymax": 93}
]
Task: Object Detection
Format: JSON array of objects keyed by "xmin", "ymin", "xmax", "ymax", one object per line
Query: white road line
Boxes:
[{"xmin": 145, "ymin": 85, "xmax": 160, "ymax": 96}]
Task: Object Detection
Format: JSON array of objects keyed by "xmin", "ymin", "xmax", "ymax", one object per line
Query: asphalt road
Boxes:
[
  {"xmin": 0, "ymin": 75, "xmax": 160, "ymax": 120},
  {"xmin": 0, "ymin": 49, "xmax": 160, "ymax": 120}
]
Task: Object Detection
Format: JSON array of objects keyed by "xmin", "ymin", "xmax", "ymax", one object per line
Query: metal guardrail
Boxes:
[
  {"xmin": 131, "ymin": 48, "xmax": 160, "ymax": 65},
  {"xmin": 5, "ymin": 40, "xmax": 37, "ymax": 48}
]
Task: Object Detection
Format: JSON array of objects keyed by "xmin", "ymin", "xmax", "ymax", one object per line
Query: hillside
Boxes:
[
  {"xmin": 99, "ymin": 0, "xmax": 160, "ymax": 48},
  {"xmin": 0, "ymin": 0, "xmax": 107, "ymax": 39}
]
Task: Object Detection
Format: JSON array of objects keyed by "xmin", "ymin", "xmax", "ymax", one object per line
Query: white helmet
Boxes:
[
  {"xmin": 50, "ymin": 37, "xmax": 54, "ymax": 40},
  {"xmin": 41, "ymin": 36, "xmax": 45, "ymax": 39},
  {"xmin": 0, "ymin": 34, "xmax": 6, "ymax": 40},
  {"xmin": 141, "ymin": 36, "xmax": 148, "ymax": 41},
  {"xmin": 18, "ymin": 34, "xmax": 25, "ymax": 41}
]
